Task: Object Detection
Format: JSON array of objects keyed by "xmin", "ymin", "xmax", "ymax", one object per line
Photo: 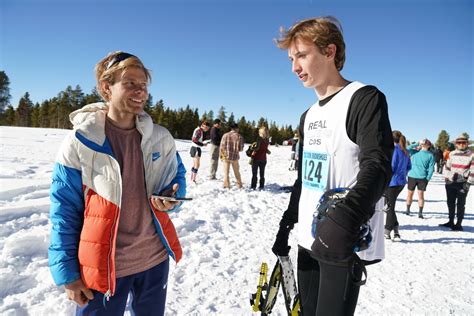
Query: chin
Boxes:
[{"xmin": 302, "ymin": 82, "xmax": 314, "ymax": 89}]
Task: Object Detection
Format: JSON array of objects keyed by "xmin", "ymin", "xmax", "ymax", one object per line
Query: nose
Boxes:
[
  {"xmin": 134, "ymin": 83, "xmax": 148, "ymax": 94},
  {"xmin": 292, "ymin": 60, "xmax": 301, "ymax": 75}
]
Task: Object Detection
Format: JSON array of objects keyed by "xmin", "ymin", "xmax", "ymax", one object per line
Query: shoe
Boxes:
[
  {"xmin": 418, "ymin": 214, "xmax": 424, "ymax": 219},
  {"xmin": 439, "ymin": 221, "xmax": 454, "ymax": 228},
  {"xmin": 451, "ymin": 224, "xmax": 464, "ymax": 231},
  {"xmin": 393, "ymin": 234, "xmax": 402, "ymax": 242},
  {"xmin": 384, "ymin": 231, "xmax": 391, "ymax": 240},
  {"xmin": 405, "ymin": 210, "xmax": 410, "ymax": 215}
]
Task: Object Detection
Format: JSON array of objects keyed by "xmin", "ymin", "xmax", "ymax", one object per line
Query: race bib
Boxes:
[{"xmin": 302, "ymin": 150, "xmax": 329, "ymax": 191}]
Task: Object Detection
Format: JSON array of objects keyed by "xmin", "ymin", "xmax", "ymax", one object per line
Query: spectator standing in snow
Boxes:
[
  {"xmin": 220, "ymin": 123, "xmax": 244, "ymax": 189},
  {"xmin": 443, "ymin": 147, "xmax": 451, "ymax": 163},
  {"xmin": 209, "ymin": 119, "xmax": 222, "ymax": 180},
  {"xmin": 405, "ymin": 139, "xmax": 435, "ymax": 218},
  {"xmin": 289, "ymin": 133, "xmax": 299, "ymax": 171},
  {"xmin": 384, "ymin": 131, "xmax": 411, "ymax": 241},
  {"xmin": 190, "ymin": 121, "xmax": 210, "ymax": 182},
  {"xmin": 250, "ymin": 126, "xmax": 271, "ymax": 190},
  {"xmin": 48, "ymin": 51, "xmax": 186, "ymax": 315},
  {"xmin": 271, "ymin": 16, "xmax": 393, "ymax": 315},
  {"xmin": 439, "ymin": 134, "xmax": 474, "ymax": 231},
  {"xmin": 434, "ymin": 146, "xmax": 444, "ymax": 173}
]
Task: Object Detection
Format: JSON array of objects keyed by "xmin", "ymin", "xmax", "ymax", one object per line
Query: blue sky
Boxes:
[{"xmin": 1, "ymin": 0, "xmax": 472, "ymax": 142}]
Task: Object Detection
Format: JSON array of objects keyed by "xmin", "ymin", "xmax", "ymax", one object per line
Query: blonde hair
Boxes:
[
  {"xmin": 275, "ymin": 16, "xmax": 346, "ymax": 71},
  {"xmin": 95, "ymin": 51, "xmax": 152, "ymax": 101},
  {"xmin": 259, "ymin": 126, "xmax": 269, "ymax": 139}
]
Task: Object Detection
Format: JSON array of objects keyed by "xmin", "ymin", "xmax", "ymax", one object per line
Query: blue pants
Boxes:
[{"xmin": 76, "ymin": 259, "xmax": 169, "ymax": 316}]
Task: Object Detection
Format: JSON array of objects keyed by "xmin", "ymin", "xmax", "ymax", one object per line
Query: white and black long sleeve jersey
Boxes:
[{"xmin": 282, "ymin": 84, "xmax": 394, "ymax": 230}]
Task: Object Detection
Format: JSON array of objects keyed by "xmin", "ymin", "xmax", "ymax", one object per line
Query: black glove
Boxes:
[
  {"xmin": 272, "ymin": 219, "xmax": 294, "ymax": 256},
  {"xmin": 461, "ymin": 182, "xmax": 470, "ymax": 194},
  {"xmin": 310, "ymin": 205, "xmax": 360, "ymax": 265}
]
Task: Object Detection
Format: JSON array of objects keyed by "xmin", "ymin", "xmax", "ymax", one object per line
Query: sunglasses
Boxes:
[
  {"xmin": 106, "ymin": 52, "xmax": 135, "ymax": 70},
  {"xmin": 456, "ymin": 141, "xmax": 468, "ymax": 144}
]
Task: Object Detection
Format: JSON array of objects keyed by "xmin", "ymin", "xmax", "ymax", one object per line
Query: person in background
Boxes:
[
  {"xmin": 405, "ymin": 139, "xmax": 435, "ymax": 218},
  {"xmin": 220, "ymin": 123, "xmax": 244, "ymax": 189},
  {"xmin": 443, "ymin": 145, "xmax": 452, "ymax": 167},
  {"xmin": 440, "ymin": 134, "xmax": 474, "ymax": 231},
  {"xmin": 190, "ymin": 121, "xmax": 210, "ymax": 182},
  {"xmin": 48, "ymin": 51, "xmax": 186, "ymax": 315},
  {"xmin": 250, "ymin": 126, "xmax": 271, "ymax": 190},
  {"xmin": 209, "ymin": 119, "xmax": 222, "ymax": 180},
  {"xmin": 434, "ymin": 146, "xmax": 444, "ymax": 174},
  {"xmin": 289, "ymin": 133, "xmax": 299, "ymax": 171},
  {"xmin": 384, "ymin": 131, "xmax": 411, "ymax": 241},
  {"xmin": 271, "ymin": 16, "xmax": 393, "ymax": 315}
]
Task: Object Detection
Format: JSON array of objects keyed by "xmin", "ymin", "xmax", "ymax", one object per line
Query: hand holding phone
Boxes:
[
  {"xmin": 151, "ymin": 184, "xmax": 184, "ymax": 212},
  {"xmin": 152, "ymin": 195, "xmax": 193, "ymax": 202}
]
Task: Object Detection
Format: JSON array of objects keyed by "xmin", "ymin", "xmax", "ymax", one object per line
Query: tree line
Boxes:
[{"xmin": 0, "ymin": 71, "xmax": 295, "ymax": 144}]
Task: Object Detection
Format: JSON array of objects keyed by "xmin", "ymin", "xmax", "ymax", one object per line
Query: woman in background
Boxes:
[
  {"xmin": 384, "ymin": 131, "xmax": 411, "ymax": 241},
  {"xmin": 250, "ymin": 126, "xmax": 271, "ymax": 190}
]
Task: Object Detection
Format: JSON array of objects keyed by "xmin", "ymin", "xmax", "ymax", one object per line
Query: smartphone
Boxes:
[{"xmin": 152, "ymin": 195, "xmax": 193, "ymax": 202}]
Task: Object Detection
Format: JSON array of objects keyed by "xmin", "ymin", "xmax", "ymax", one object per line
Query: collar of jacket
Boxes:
[{"xmin": 69, "ymin": 102, "xmax": 154, "ymax": 147}]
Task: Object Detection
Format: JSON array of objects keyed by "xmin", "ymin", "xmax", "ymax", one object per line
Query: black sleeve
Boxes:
[
  {"xmin": 335, "ymin": 85, "xmax": 394, "ymax": 227},
  {"xmin": 280, "ymin": 110, "xmax": 308, "ymax": 225},
  {"xmin": 210, "ymin": 127, "xmax": 219, "ymax": 145}
]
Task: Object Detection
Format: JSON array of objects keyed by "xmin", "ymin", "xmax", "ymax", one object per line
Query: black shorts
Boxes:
[
  {"xmin": 190, "ymin": 146, "xmax": 202, "ymax": 158},
  {"xmin": 407, "ymin": 177, "xmax": 428, "ymax": 191}
]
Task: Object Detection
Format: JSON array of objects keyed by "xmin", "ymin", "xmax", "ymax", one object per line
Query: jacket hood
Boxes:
[{"xmin": 69, "ymin": 102, "xmax": 109, "ymax": 146}]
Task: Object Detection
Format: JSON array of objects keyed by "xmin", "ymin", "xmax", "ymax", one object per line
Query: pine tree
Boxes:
[
  {"xmin": 30, "ymin": 103, "xmax": 41, "ymax": 127},
  {"xmin": 207, "ymin": 110, "xmax": 214, "ymax": 122},
  {"xmin": 3, "ymin": 106, "xmax": 15, "ymax": 125},
  {"xmin": 15, "ymin": 92, "xmax": 33, "ymax": 126},
  {"xmin": 144, "ymin": 93, "xmax": 153, "ymax": 113},
  {"xmin": 257, "ymin": 117, "xmax": 268, "ymax": 128},
  {"xmin": 39, "ymin": 100, "xmax": 51, "ymax": 127},
  {"xmin": 218, "ymin": 106, "xmax": 227, "ymax": 124},
  {"xmin": 0, "ymin": 71, "xmax": 11, "ymax": 113},
  {"xmin": 435, "ymin": 130, "xmax": 450, "ymax": 151},
  {"xmin": 83, "ymin": 87, "xmax": 102, "ymax": 105},
  {"xmin": 227, "ymin": 112, "xmax": 236, "ymax": 126},
  {"xmin": 269, "ymin": 121, "xmax": 281, "ymax": 145}
]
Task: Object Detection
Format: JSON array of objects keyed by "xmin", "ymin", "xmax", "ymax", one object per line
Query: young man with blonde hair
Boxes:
[
  {"xmin": 49, "ymin": 51, "xmax": 186, "ymax": 315},
  {"xmin": 271, "ymin": 17, "xmax": 393, "ymax": 315}
]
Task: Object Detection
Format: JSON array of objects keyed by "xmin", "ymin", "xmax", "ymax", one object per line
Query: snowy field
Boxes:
[{"xmin": 0, "ymin": 125, "xmax": 473, "ymax": 316}]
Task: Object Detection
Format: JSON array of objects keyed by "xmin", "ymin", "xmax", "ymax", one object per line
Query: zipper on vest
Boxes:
[
  {"xmin": 103, "ymin": 289, "xmax": 112, "ymax": 306},
  {"xmin": 106, "ymin": 206, "xmax": 119, "ymax": 299},
  {"xmin": 105, "ymin": 154, "xmax": 122, "ymax": 300}
]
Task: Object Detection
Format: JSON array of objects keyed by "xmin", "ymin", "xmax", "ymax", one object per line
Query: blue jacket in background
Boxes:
[
  {"xmin": 389, "ymin": 144, "xmax": 411, "ymax": 187},
  {"xmin": 407, "ymin": 143, "xmax": 435, "ymax": 181}
]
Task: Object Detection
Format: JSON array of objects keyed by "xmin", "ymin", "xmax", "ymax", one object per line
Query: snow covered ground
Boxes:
[{"xmin": 0, "ymin": 125, "xmax": 473, "ymax": 315}]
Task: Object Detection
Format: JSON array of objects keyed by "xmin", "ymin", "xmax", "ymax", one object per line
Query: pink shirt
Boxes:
[{"xmin": 105, "ymin": 118, "xmax": 168, "ymax": 278}]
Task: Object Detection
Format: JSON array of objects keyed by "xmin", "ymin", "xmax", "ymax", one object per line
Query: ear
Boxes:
[
  {"xmin": 100, "ymin": 81, "xmax": 111, "ymax": 101},
  {"xmin": 325, "ymin": 44, "xmax": 337, "ymax": 60}
]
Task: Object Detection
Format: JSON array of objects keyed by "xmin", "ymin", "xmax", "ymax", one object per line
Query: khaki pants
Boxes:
[
  {"xmin": 222, "ymin": 159, "xmax": 242, "ymax": 189},
  {"xmin": 209, "ymin": 144, "xmax": 219, "ymax": 179}
]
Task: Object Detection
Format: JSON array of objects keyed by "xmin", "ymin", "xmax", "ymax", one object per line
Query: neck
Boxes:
[
  {"xmin": 314, "ymin": 73, "xmax": 350, "ymax": 100},
  {"xmin": 107, "ymin": 107, "xmax": 136, "ymax": 130}
]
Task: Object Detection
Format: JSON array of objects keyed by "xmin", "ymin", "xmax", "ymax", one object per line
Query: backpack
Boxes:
[{"xmin": 246, "ymin": 142, "xmax": 257, "ymax": 157}]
